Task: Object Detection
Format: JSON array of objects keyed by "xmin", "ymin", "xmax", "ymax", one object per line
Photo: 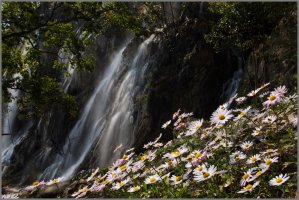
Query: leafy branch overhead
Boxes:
[{"xmin": 2, "ymin": 2, "xmax": 156, "ymax": 119}]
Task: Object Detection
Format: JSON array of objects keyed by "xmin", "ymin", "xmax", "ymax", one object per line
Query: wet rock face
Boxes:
[
  {"xmin": 132, "ymin": 17, "xmax": 242, "ymax": 152},
  {"xmin": 239, "ymin": 9, "xmax": 297, "ymax": 93}
]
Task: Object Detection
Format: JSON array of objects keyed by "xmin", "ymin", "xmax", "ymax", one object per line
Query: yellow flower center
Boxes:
[
  {"xmin": 256, "ymin": 171, "xmax": 263, "ymax": 176},
  {"xmin": 239, "ymin": 112, "xmax": 246, "ymax": 117},
  {"xmin": 203, "ymin": 172, "xmax": 210, "ymax": 178},
  {"xmin": 265, "ymin": 160, "xmax": 272, "ymax": 165},
  {"xmin": 52, "ymin": 178, "xmax": 58, "ymax": 183},
  {"xmin": 175, "ymin": 176, "xmax": 182, "ymax": 182},
  {"xmin": 133, "ymin": 187, "xmax": 139, "ymax": 191},
  {"xmin": 245, "ymin": 184, "xmax": 253, "ymax": 190},
  {"xmin": 194, "ymin": 152, "xmax": 202, "ymax": 158},
  {"xmin": 149, "ymin": 177, "xmax": 156, "ymax": 183},
  {"xmin": 172, "ymin": 151, "xmax": 181, "ymax": 156},
  {"xmin": 218, "ymin": 114, "xmax": 225, "ymax": 120},
  {"xmin": 119, "ymin": 182, "xmax": 125, "ymax": 187},
  {"xmin": 102, "ymin": 179, "xmax": 109, "ymax": 184},
  {"xmin": 122, "ymin": 155, "xmax": 128, "ymax": 159},
  {"xmin": 82, "ymin": 188, "xmax": 89, "ymax": 193},
  {"xmin": 244, "ymin": 144, "xmax": 249, "ymax": 147},
  {"xmin": 251, "ymin": 157, "xmax": 257, "ymax": 162},
  {"xmin": 119, "ymin": 164, "xmax": 127, "ymax": 171},
  {"xmin": 32, "ymin": 181, "xmax": 40, "ymax": 186},
  {"xmin": 111, "ymin": 173, "xmax": 116, "ymax": 177},
  {"xmin": 141, "ymin": 154, "xmax": 148, "ymax": 160},
  {"xmin": 276, "ymin": 178, "xmax": 283, "ymax": 183},
  {"xmin": 243, "ymin": 173, "xmax": 249, "ymax": 179},
  {"xmin": 167, "ymin": 160, "xmax": 173, "ymax": 165},
  {"xmin": 197, "ymin": 166, "xmax": 203, "ymax": 171},
  {"xmin": 269, "ymin": 95, "xmax": 276, "ymax": 101},
  {"xmin": 195, "ymin": 125, "xmax": 201, "ymax": 130}
]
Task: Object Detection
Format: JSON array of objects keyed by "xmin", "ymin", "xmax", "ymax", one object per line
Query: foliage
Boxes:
[
  {"xmin": 2, "ymin": 2, "xmax": 150, "ymax": 119},
  {"xmin": 204, "ymin": 2, "xmax": 296, "ymax": 52}
]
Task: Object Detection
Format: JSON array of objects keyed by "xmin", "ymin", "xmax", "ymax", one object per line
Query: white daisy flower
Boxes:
[
  {"xmin": 259, "ymin": 157, "xmax": 279, "ymax": 169},
  {"xmin": 46, "ymin": 177, "xmax": 63, "ymax": 185},
  {"xmin": 240, "ymin": 168, "xmax": 255, "ymax": 186},
  {"xmin": 273, "ymin": 85, "xmax": 287, "ymax": 95},
  {"xmin": 234, "ymin": 106, "xmax": 251, "ymax": 121},
  {"xmin": 210, "ymin": 109, "xmax": 233, "ymax": 125},
  {"xmin": 24, "ymin": 181, "xmax": 46, "ymax": 191},
  {"xmin": 87, "ymin": 168, "xmax": 99, "ymax": 182},
  {"xmin": 172, "ymin": 109, "xmax": 181, "ymax": 120},
  {"xmin": 127, "ymin": 186, "xmax": 140, "ymax": 193},
  {"xmin": 248, "ymin": 167, "xmax": 268, "ymax": 182},
  {"xmin": 252, "ymin": 126, "xmax": 263, "ymax": 136},
  {"xmin": 153, "ymin": 142, "xmax": 163, "ymax": 148},
  {"xmin": 89, "ymin": 183, "xmax": 105, "ymax": 193},
  {"xmin": 163, "ymin": 146, "xmax": 188, "ymax": 159},
  {"xmin": 72, "ymin": 186, "xmax": 89, "ymax": 197},
  {"xmin": 162, "ymin": 120, "xmax": 171, "ymax": 129},
  {"xmin": 188, "ymin": 119, "xmax": 204, "ymax": 135},
  {"xmin": 240, "ymin": 141, "xmax": 253, "ymax": 150},
  {"xmin": 161, "ymin": 159, "xmax": 178, "ymax": 169},
  {"xmin": 230, "ymin": 151, "xmax": 247, "ymax": 164},
  {"xmin": 235, "ymin": 96, "xmax": 247, "ymax": 104},
  {"xmin": 263, "ymin": 93, "xmax": 282, "ymax": 107},
  {"xmin": 170, "ymin": 175, "xmax": 183, "ymax": 185},
  {"xmin": 262, "ymin": 115, "xmax": 277, "ymax": 124},
  {"xmin": 144, "ymin": 174, "xmax": 161, "ymax": 184},
  {"xmin": 112, "ymin": 178, "xmax": 130, "ymax": 190},
  {"xmin": 194, "ymin": 165, "xmax": 217, "ymax": 182},
  {"xmin": 246, "ymin": 154, "xmax": 261, "ymax": 164},
  {"xmin": 237, "ymin": 181, "xmax": 260, "ymax": 193},
  {"xmin": 269, "ymin": 174, "xmax": 290, "ymax": 186},
  {"xmin": 193, "ymin": 164, "xmax": 206, "ymax": 175},
  {"xmin": 247, "ymin": 88, "xmax": 262, "ymax": 97}
]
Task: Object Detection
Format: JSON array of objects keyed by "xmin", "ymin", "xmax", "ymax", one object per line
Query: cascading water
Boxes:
[
  {"xmin": 220, "ymin": 52, "xmax": 243, "ymax": 106},
  {"xmin": 41, "ymin": 35, "xmax": 155, "ymax": 180}
]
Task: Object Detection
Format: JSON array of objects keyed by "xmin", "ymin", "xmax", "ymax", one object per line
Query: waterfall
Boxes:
[
  {"xmin": 220, "ymin": 51, "xmax": 243, "ymax": 106},
  {"xmin": 41, "ymin": 35, "xmax": 155, "ymax": 180}
]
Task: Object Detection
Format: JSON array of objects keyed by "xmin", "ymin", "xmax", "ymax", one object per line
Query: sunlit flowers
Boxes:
[
  {"xmin": 72, "ymin": 186, "xmax": 89, "ymax": 198},
  {"xmin": 162, "ymin": 120, "xmax": 171, "ymax": 129},
  {"xmin": 112, "ymin": 178, "xmax": 130, "ymax": 190},
  {"xmin": 210, "ymin": 109, "xmax": 233, "ymax": 125},
  {"xmin": 246, "ymin": 154, "xmax": 261, "ymax": 164},
  {"xmin": 240, "ymin": 168, "xmax": 255, "ymax": 186},
  {"xmin": 260, "ymin": 157, "xmax": 279, "ymax": 169},
  {"xmin": 127, "ymin": 186, "xmax": 141, "ymax": 193},
  {"xmin": 237, "ymin": 181, "xmax": 260, "ymax": 193},
  {"xmin": 194, "ymin": 165, "xmax": 217, "ymax": 182},
  {"xmin": 46, "ymin": 177, "xmax": 63, "ymax": 185},
  {"xmin": 144, "ymin": 174, "xmax": 161, "ymax": 184},
  {"xmin": 269, "ymin": 174, "xmax": 290, "ymax": 186},
  {"xmin": 170, "ymin": 175, "xmax": 183, "ymax": 185},
  {"xmin": 240, "ymin": 141, "xmax": 253, "ymax": 150},
  {"xmin": 230, "ymin": 151, "xmax": 247, "ymax": 164},
  {"xmin": 262, "ymin": 115, "xmax": 277, "ymax": 124}
]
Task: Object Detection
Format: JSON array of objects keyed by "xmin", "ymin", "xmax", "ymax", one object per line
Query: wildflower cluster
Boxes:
[{"xmin": 18, "ymin": 84, "xmax": 297, "ymax": 198}]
